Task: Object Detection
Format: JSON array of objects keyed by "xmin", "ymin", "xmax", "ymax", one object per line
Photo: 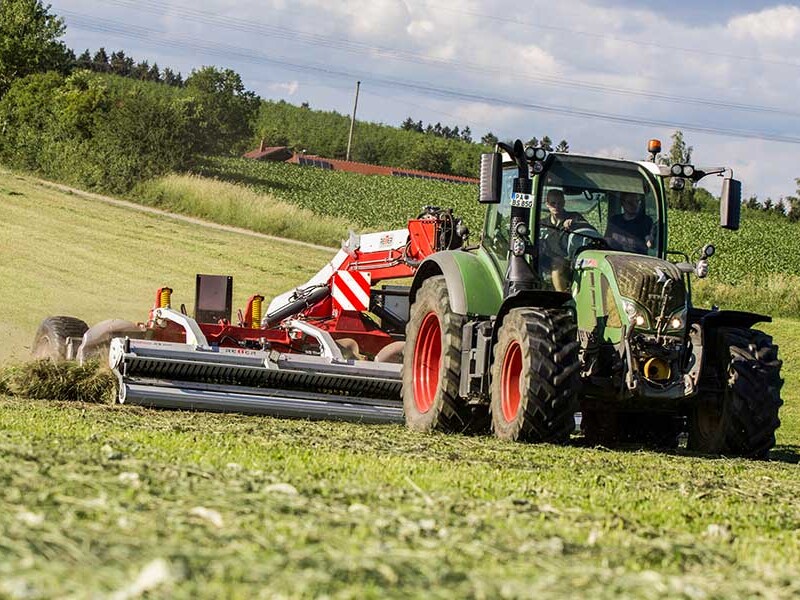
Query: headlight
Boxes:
[
  {"xmin": 634, "ymin": 314, "xmax": 646, "ymax": 327},
  {"xmin": 623, "ymin": 301, "xmax": 637, "ymax": 317},
  {"xmin": 682, "ymin": 165, "xmax": 695, "ymax": 178},
  {"xmin": 671, "ymin": 164, "xmax": 683, "ymax": 176},
  {"xmin": 670, "ymin": 316, "xmax": 683, "ymax": 329}
]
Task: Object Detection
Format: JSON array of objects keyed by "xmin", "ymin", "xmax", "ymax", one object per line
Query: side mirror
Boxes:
[
  {"xmin": 720, "ymin": 178, "xmax": 741, "ymax": 230},
  {"xmin": 479, "ymin": 152, "xmax": 502, "ymax": 204}
]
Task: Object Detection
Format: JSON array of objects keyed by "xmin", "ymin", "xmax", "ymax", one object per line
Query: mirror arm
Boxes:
[{"xmin": 691, "ymin": 166, "xmax": 729, "ymax": 182}]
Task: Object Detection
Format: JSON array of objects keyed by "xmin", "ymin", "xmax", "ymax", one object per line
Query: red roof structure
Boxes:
[
  {"xmin": 243, "ymin": 144, "xmax": 478, "ymax": 185},
  {"xmin": 243, "ymin": 142, "xmax": 293, "ymax": 162}
]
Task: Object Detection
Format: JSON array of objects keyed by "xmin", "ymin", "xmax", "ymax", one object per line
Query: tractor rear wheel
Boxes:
[
  {"xmin": 32, "ymin": 316, "xmax": 89, "ymax": 361},
  {"xmin": 687, "ymin": 327, "xmax": 783, "ymax": 459},
  {"xmin": 402, "ymin": 276, "xmax": 473, "ymax": 432},
  {"xmin": 490, "ymin": 308, "xmax": 579, "ymax": 443}
]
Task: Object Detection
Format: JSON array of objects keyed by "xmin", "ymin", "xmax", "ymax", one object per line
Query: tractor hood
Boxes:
[{"xmin": 573, "ymin": 250, "xmax": 687, "ymax": 338}]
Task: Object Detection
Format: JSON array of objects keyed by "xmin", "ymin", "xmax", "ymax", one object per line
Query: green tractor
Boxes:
[{"xmin": 403, "ymin": 139, "xmax": 783, "ymax": 457}]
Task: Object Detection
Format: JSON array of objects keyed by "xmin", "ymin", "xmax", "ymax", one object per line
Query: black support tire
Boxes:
[
  {"xmin": 402, "ymin": 276, "xmax": 473, "ymax": 432},
  {"xmin": 32, "ymin": 316, "xmax": 89, "ymax": 361},
  {"xmin": 687, "ymin": 327, "xmax": 783, "ymax": 459},
  {"xmin": 490, "ymin": 308, "xmax": 579, "ymax": 443}
]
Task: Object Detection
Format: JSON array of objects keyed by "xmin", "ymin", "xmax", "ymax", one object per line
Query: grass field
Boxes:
[
  {"xmin": 1, "ymin": 168, "xmax": 800, "ymax": 598},
  {"xmin": 0, "ymin": 169, "xmax": 333, "ymax": 363}
]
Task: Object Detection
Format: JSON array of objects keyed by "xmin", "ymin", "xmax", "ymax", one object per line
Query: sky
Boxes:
[{"xmin": 49, "ymin": 0, "xmax": 800, "ymax": 202}]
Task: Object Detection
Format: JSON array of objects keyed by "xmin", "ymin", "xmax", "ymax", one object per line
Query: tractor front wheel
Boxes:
[
  {"xmin": 32, "ymin": 316, "xmax": 89, "ymax": 361},
  {"xmin": 687, "ymin": 327, "xmax": 783, "ymax": 459},
  {"xmin": 490, "ymin": 308, "xmax": 579, "ymax": 443},
  {"xmin": 402, "ymin": 276, "xmax": 474, "ymax": 432}
]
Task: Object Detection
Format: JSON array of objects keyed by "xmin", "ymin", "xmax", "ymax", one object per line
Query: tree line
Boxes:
[
  {"xmin": 400, "ymin": 118, "xmax": 473, "ymax": 143},
  {"xmin": 74, "ymin": 48, "xmax": 185, "ymax": 87},
  {"xmin": 743, "ymin": 185, "xmax": 800, "ymax": 222}
]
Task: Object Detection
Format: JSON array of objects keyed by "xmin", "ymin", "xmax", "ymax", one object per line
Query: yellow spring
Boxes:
[
  {"xmin": 160, "ymin": 288, "xmax": 172, "ymax": 309},
  {"xmin": 251, "ymin": 295, "xmax": 263, "ymax": 327}
]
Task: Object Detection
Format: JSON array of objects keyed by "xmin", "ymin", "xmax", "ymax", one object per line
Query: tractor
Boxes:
[{"xmin": 403, "ymin": 139, "xmax": 783, "ymax": 457}]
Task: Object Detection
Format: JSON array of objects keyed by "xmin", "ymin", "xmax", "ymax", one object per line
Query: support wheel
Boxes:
[
  {"xmin": 490, "ymin": 308, "xmax": 579, "ymax": 443},
  {"xmin": 688, "ymin": 327, "xmax": 783, "ymax": 459},
  {"xmin": 403, "ymin": 276, "xmax": 474, "ymax": 432},
  {"xmin": 32, "ymin": 316, "xmax": 89, "ymax": 361}
]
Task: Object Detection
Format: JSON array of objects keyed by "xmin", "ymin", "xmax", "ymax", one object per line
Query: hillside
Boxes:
[{"xmin": 255, "ymin": 100, "xmax": 488, "ymax": 178}]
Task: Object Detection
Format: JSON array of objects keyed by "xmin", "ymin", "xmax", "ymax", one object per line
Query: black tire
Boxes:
[
  {"xmin": 32, "ymin": 316, "xmax": 89, "ymax": 361},
  {"xmin": 687, "ymin": 327, "xmax": 783, "ymax": 459},
  {"xmin": 582, "ymin": 410, "xmax": 681, "ymax": 449},
  {"xmin": 402, "ymin": 276, "xmax": 474, "ymax": 432},
  {"xmin": 490, "ymin": 308, "xmax": 579, "ymax": 443}
]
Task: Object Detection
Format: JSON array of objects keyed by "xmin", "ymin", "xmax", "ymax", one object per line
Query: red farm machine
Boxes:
[{"xmin": 33, "ymin": 207, "xmax": 467, "ymax": 424}]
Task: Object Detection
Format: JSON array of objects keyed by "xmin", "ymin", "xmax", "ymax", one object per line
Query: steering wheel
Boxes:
[
  {"xmin": 566, "ymin": 227, "xmax": 609, "ymax": 257},
  {"xmin": 540, "ymin": 223, "xmax": 570, "ymax": 255}
]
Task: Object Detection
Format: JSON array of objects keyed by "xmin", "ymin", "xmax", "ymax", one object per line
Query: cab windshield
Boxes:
[{"xmin": 538, "ymin": 156, "xmax": 661, "ymax": 290}]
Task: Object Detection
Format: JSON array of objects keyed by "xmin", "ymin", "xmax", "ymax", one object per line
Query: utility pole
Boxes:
[{"xmin": 346, "ymin": 80, "xmax": 361, "ymax": 162}]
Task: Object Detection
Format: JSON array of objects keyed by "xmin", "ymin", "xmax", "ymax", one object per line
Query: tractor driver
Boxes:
[
  {"xmin": 541, "ymin": 188, "xmax": 590, "ymax": 292},
  {"xmin": 605, "ymin": 192, "xmax": 654, "ymax": 254}
]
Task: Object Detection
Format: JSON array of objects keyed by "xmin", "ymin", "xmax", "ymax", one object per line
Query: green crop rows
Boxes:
[
  {"xmin": 200, "ymin": 157, "xmax": 800, "ymax": 286},
  {"xmin": 198, "ymin": 157, "xmax": 484, "ymax": 231}
]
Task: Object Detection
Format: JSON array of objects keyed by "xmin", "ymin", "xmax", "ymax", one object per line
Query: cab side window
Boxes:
[{"xmin": 483, "ymin": 168, "xmax": 516, "ymax": 261}]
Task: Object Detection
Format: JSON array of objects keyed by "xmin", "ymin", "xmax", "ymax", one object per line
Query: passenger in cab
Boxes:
[{"xmin": 605, "ymin": 192, "xmax": 654, "ymax": 253}]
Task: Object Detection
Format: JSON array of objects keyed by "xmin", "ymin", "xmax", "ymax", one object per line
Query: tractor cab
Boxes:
[{"xmin": 482, "ymin": 153, "xmax": 667, "ymax": 293}]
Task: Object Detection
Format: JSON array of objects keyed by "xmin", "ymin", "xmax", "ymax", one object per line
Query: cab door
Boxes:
[{"xmin": 481, "ymin": 167, "xmax": 518, "ymax": 275}]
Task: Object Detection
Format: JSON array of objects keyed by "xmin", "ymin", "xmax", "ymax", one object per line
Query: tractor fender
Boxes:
[
  {"xmin": 409, "ymin": 251, "xmax": 503, "ymax": 316},
  {"xmin": 690, "ymin": 308, "xmax": 771, "ymax": 331}
]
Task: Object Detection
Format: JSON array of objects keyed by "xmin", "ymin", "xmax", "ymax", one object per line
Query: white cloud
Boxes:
[
  {"xmin": 269, "ymin": 80, "xmax": 300, "ymax": 95},
  {"xmin": 727, "ymin": 5, "xmax": 800, "ymax": 41},
  {"xmin": 406, "ymin": 19, "xmax": 434, "ymax": 37},
  {"xmin": 519, "ymin": 45, "xmax": 560, "ymax": 75}
]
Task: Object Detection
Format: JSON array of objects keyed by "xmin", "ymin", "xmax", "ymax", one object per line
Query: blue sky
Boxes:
[{"xmin": 50, "ymin": 0, "xmax": 800, "ymax": 203}]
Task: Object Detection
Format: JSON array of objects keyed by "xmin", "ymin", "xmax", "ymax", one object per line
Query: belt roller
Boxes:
[{"xmin": 109, "ymin": 338, "xmax": 404, "ymax": 423}]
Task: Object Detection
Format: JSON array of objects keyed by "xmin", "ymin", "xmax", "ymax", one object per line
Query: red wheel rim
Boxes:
[
  {"xmin": 413, "ymin": 312, "xmax": 441, "ymax": 413},
  {"xmin": 501, "ymin": 341, "xmax": 523, "ymax": 422}
]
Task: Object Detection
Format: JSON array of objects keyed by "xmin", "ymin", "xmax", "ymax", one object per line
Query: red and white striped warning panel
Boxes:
[{"xmin": 331, "ymin": 271, "xmax": 372, "ymax": 312}]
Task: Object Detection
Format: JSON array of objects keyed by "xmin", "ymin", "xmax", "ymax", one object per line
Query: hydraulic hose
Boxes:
[{"xmin": 263, "ymin": 286, "xmax": 331, "ymax": 328}]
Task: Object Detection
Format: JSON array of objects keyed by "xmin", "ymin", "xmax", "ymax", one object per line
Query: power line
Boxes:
[
  {"xmin": 62, "ymin": 12, "xmax": 800, "ymax": 145},
  {"xmin": 82, "ymin": 1, "xmax": 800, "ymax": 120}
]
